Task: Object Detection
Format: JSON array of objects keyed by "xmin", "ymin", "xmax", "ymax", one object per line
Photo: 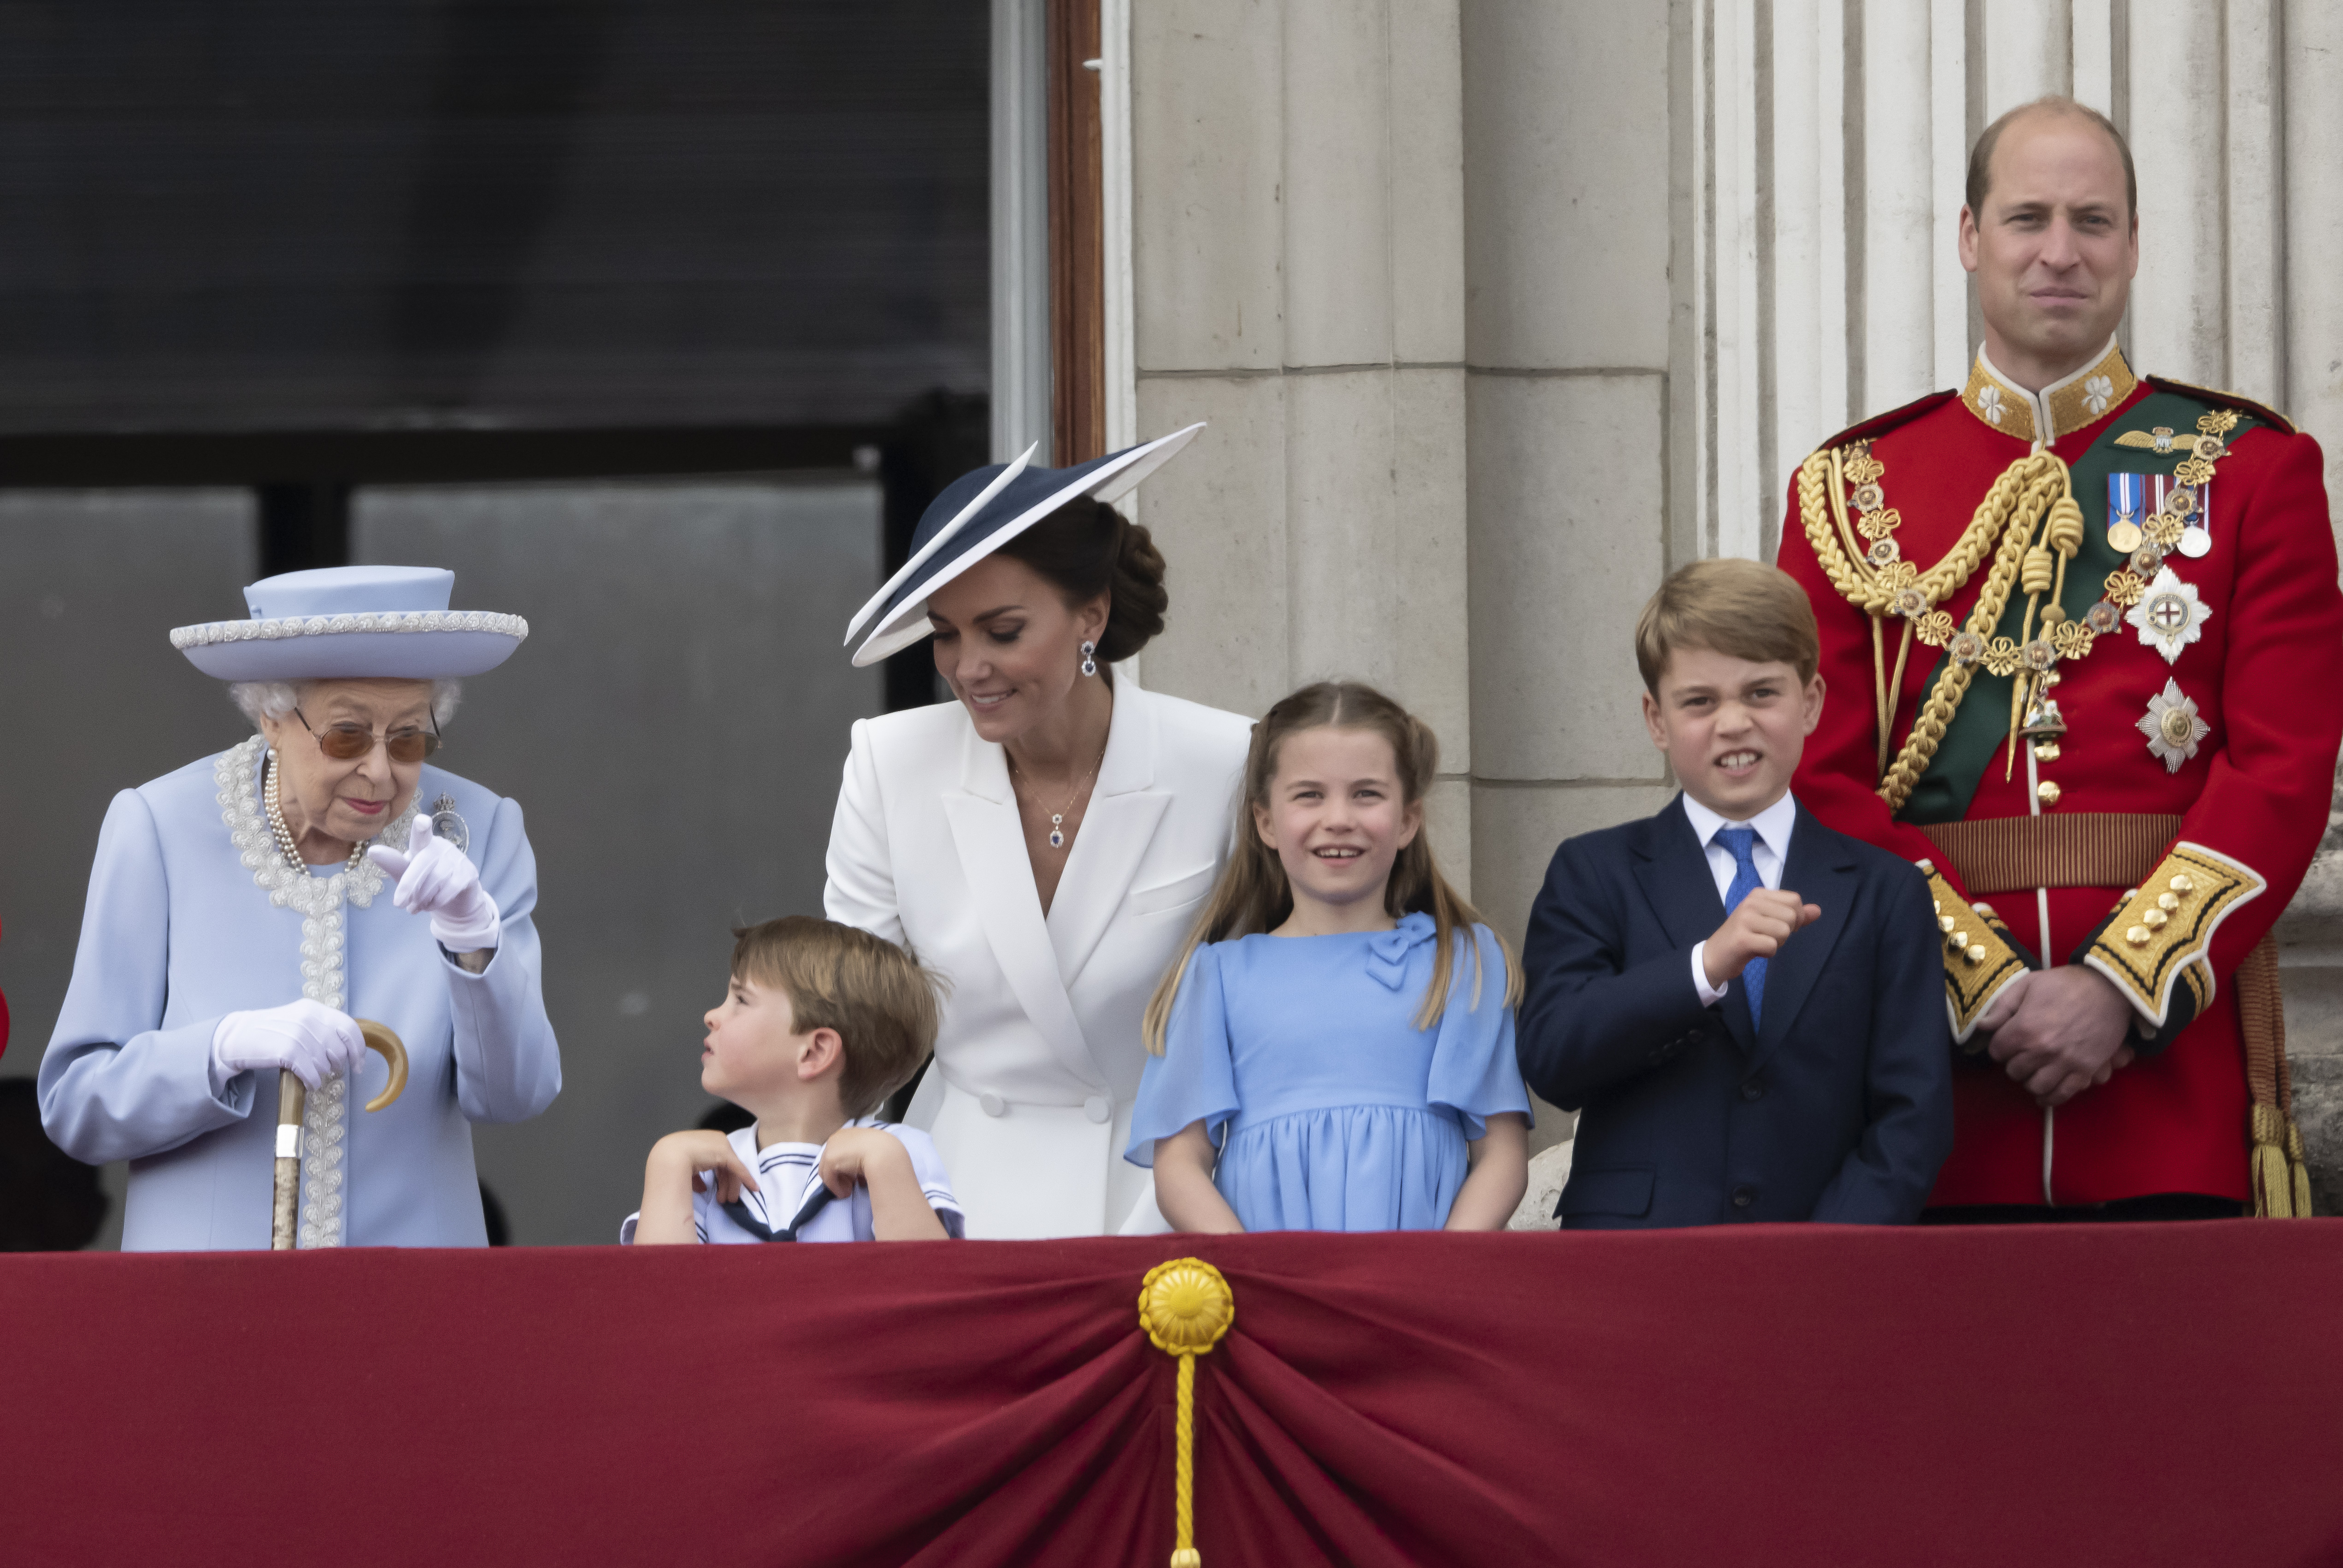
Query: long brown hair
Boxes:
[{"xmin": 1142, "ymin": 681, "xmax": 1520, "ymax": 1053}]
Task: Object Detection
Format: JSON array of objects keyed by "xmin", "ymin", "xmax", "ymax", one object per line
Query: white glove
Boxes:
[
  {"xmin": 212, "ymin": 999, "xmax": 368, "ymax": 1091},
  {"xmin": 367, "ymin": 813, "xmax": 500, "ymax": 954}
]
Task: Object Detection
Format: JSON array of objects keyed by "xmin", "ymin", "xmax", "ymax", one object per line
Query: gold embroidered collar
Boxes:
[{"xmin": 1959, "ymin": 337, "xmax": 2136, "ymax": 445}]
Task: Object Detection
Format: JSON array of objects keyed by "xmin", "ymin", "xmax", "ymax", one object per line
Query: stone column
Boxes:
[
  {"xmin": 1457, "ymin": 0, "xmax": 1675, "ymax": 956},
  {"xmin": 1131, "ymin": 0, "xmax": 1475, "ymax": 871},
  {"xmin": 2279, "ymin": 0, "xmax": 2343, "ymax": 1199},
  {"xmin": 2125, "ymin": 2, "xmax": 2229, "ymax": 384}
]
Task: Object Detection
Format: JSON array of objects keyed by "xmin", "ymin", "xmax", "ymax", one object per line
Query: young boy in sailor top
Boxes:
[{"xmin": 624, "ymin": 916, "xmax": 962, "ymax": 1244}]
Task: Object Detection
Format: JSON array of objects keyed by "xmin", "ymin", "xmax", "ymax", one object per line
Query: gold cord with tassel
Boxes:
[
  {"xmin": 2238, "ymin": 937, "xmax": 2315, "ymax": 1217},
  {"xmin": 1799, "ymin": 449, "xmax": 2072, "ymax": 814},
  {"xmin": 1140, "ymin": 1258, "xmax": 1236, "ymax": 1567}
]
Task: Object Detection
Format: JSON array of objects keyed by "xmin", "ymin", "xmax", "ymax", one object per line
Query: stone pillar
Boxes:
[
  {"xmin": 2280, "ymin": 0, "xmax": 2343, "ymax": 1194},
  {"xmin": 1132, "ymin": 0, "xmax": 1475, "ymax": 870},
  {"xmin": 2125, "ymin": 2, "xmax": 2228, "ymax": 384},
  {"xmin": 1864, "ymin": 5, "xmax": 1940, "ymax": 412},
  {"xmin": 1456, "ymin": 0, "xmax": 1675, "ymax": 960},
  {"xmin": 2285, "ymin": 0, "xmax": 2343, "ymax": 501}
]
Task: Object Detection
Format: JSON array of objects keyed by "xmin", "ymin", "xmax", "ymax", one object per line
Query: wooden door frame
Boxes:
[{"xmin": 1045, "ymin": 0, "xmax": 1106, "ymax": 466}]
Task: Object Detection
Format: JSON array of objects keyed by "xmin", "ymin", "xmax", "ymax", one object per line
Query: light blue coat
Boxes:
[{"xmin": 39, "ymin": 741, "xmax": 561, "ymax": 1249}]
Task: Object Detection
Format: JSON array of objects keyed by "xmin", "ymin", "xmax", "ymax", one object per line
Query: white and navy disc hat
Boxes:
[
  {"xmin": 170, "ymin": 566, "xmax": 528, "ymax": 681},
  {"xmin": 843, "ymin": 423, "xmax": 1205, "ymax": 667}
]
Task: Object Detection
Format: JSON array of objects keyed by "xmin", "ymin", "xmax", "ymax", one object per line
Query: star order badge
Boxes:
[
  {"xmin": 2125, "ymin": 566, "xmax": 2211, "ymax": 664},
  {"xmin": 2138, "ymin": 678, "xmax": 2211, "ymax": 772}
]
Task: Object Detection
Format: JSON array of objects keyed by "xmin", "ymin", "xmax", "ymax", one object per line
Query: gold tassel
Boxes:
[
  {"xmin": 2237, "ymin": 938, "xmax": 2308, "ymax": 1218},
  {"xmin": 1141, "ymin": 1258, "xmax": 1236, "ymax": 1568},
  {"xmin": 2290, "ymin": 1120, "xmax": 2315, "ymax": 1218},
  {"xmin": 2251, "ymin": 1105, "xmax": 2293, "ymax": 1218}
]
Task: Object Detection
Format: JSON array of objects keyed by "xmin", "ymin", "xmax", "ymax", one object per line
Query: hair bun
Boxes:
[
  {"xmin": 994, "ymin": 497, "xmax": 1170, "ymax": 662},
  {"xmin": 1098, "ymin": 515, "xmax": 1167, "ymax": 662}
]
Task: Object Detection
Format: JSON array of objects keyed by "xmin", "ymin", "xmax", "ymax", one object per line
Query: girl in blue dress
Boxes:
[{"xmin": 1127, "ymin": 682, "xmax": 1531, "ymax": 1232}]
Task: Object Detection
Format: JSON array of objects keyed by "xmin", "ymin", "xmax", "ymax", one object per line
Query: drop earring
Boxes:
[{"xmin": 1079, "ymin": 639, "xmax": 1099, "ymax": 678}]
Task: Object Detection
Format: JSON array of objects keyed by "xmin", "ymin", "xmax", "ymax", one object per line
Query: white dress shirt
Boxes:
[{"xmin": 1680, "ymin": 790, "xmax": 1799, "ymax": 1007}]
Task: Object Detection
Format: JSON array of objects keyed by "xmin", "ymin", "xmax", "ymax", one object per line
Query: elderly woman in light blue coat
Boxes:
[{"xmin": 40, "ymin": 566, "xmax": 560, "ymax": 1250}]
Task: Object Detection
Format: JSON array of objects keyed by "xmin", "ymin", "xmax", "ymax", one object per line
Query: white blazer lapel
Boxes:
[
  {"xmin": 942, "ymin": 726, "xmax": 1108, "ymax": 1090},
  {"xmin": 1049, "ymin": 688, "xmax": 1171, "ymax": 987}
]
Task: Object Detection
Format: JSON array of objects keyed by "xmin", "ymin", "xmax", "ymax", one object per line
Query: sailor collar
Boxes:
[{"xmin": 1959, "ymin": 336, "xmax": 2136, "ymax": 446}]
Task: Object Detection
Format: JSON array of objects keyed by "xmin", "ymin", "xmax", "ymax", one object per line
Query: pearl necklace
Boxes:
[{"xmin": 264, "ymin": 751, "xmax": 367, "ymax": 878}]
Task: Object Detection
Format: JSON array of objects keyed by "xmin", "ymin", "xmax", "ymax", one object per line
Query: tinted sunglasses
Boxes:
[{"xmin": 297, "ymin": 707, "xmax": 442, "ymax": 764}]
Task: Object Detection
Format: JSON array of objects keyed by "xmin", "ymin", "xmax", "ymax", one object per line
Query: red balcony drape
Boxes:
[{"xmin": 4, "ymin": 1225, "xmax": 2338, "ymax": 1566}]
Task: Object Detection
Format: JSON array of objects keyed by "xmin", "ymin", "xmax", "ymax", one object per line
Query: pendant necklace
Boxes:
[
  {"xmin": 264, "ymin": 752, "xmax": 368, "ymax": 877},
  {"xmin": 1008, "ymin": 748, "xmax": 1104, "ymax": 851}
]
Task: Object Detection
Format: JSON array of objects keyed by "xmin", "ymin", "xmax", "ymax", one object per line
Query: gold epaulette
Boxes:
[
  {"xmin": 1920, "ymin": 859, "xmax": 2032, "ymax": 1045},
  {"xmin": 2079, "ymin": 843, "xmax": 2266, "ymax": 1027},
  {"xmin": 2143, "ymin": 374, "xmax": 2296, "ymax": 436}
]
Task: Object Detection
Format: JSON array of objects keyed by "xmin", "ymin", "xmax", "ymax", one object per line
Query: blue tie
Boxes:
[{"xmin": 1716, "ymin": 825, "xmax": 1765, "ymax": 1028}]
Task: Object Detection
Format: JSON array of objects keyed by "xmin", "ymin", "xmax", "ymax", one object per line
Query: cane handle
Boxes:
[{"xmin": 357, "ymin": 1020, "xmax": 409, "ymax": 1113}]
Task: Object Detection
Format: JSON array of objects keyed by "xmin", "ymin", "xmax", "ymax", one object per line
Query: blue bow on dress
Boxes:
[{"xmin": 1366, "ymin": 911, "xmax": 1440, "ymax": 990}]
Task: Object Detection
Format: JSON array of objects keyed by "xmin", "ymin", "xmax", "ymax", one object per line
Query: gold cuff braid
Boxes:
[
  {"xmin": 2079, "ymin": 843, "xmax": 2266, "ymax": 1027},
  {"xmin": 1920, "ymin": 859, "xmax": 2031, "ymax": 1044}
]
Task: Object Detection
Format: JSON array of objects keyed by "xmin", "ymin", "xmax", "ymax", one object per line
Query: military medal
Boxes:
[
  {"xmin": 2173, "ymin": 477, "xmax": 2212, "ymax": 557},
  {"xmin": 428, "ymin": 793, "xmax": 471, "ymax": 853},
  {"xmin": 2125, "ymin": 566, "xmax": 2211, "ymax": 665},
  {"xmin": 2137, "ymin": 678, "xmax": 2210, "ymax": 772},
  {"xmin": 2106, "ymin": 473, "xmax": 2145, "ymax": 554}
]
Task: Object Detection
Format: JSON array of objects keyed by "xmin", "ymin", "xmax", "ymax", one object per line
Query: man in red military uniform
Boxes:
[{"xmin": 1777, "ymin": 96, "xmax": 2343, "ymax": 1219}]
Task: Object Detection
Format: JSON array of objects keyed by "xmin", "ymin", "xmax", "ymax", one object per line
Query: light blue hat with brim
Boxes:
[{"xmin": 171, "ymin": 566, "xmax": 528, "ymax": 681}]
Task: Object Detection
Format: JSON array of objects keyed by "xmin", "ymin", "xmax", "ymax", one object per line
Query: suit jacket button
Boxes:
[
  {"xmin": 1731, "ymin": 1185, "xmax": 1756, "ymax": 1208},
  {"xmin": 1083, "ymin": 1095, "xmax": 1112, "ymax": 1124},
  {"xmin": 979, "ymin": 1092, "xmax": 1007, "ymax": 1118},
  {"xmin": 1741, "ymin": 1082, "xmax": 1763, "ymax": 1102}
]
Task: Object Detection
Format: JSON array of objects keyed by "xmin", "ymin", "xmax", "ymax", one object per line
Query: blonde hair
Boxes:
[
  {"xmin": 1142, "ymin": 681, "xmax": 1519, "ymax": 1054},
  {"xmin": 1634, "ymin": 557, "xmax": 1820, "ymax": 694},
  {"xmin": 731, "ymin": 916, "xmax": 944, "ymax": 1119}
]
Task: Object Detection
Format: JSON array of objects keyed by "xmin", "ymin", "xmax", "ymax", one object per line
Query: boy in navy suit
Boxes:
[{"xmin": 1516, "ymin": 559, "xmax": 1952, "ymax": 1226}]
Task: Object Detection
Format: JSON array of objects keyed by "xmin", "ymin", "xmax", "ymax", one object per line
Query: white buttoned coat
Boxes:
[{"xmin": 823, "ymin": 684, "xmax": 1253, "ymax": 1238}]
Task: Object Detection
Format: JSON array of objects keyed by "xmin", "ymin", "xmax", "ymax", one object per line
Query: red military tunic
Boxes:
[{"xmin": 1777, "ymin": 340, "xmax": 2343, "ymax": 1207}]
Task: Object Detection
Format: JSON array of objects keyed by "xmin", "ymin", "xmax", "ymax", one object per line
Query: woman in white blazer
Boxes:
[{"xmin": 825, "ymin": 428, "xmax": 1253, "ymax": 1237}]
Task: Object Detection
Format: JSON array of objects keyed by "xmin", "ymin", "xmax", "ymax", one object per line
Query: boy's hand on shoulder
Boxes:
[
  {"xmin": 649, "ymin": 1129, "xmax": 760, "ymax": 1204},
  {"xmin": 818, "ymin": 1126, "xmax": 912, "ymax": 1198},
  {"xmin": 1702, "ymin": 888, "xmax": 1822, "ymax": 990}
]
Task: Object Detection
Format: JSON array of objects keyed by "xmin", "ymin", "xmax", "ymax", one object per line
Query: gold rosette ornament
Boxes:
[{"xmin": 1139, "ymin": 1257, "xmax": 1236, "ymax": 1568}]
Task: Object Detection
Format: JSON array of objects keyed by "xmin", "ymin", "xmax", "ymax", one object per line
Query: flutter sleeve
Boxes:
[
  {"xmin": 1425, "ymin": 923, "xmax": 1532, "ymax": 1142},
  {"xmin": 1123, "ymin": 943, "xmax": 1239, "ymax": 1168}
]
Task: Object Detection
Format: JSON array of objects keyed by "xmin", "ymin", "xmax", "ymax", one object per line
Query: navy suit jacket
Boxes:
[{"xmin": 1515, "ymin": 794, "xmax": 1953, "ymax": 1228}]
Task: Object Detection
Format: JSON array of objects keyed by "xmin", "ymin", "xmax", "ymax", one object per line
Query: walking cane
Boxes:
[{"xmin": 271, "ymin": 1020, "xmax": 410, "ymax": 1250}]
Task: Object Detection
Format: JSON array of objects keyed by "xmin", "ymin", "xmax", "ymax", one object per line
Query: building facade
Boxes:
[{"xmin": 1050, "ymin": 0, "xmax": 2343, "ymax": 1180}]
